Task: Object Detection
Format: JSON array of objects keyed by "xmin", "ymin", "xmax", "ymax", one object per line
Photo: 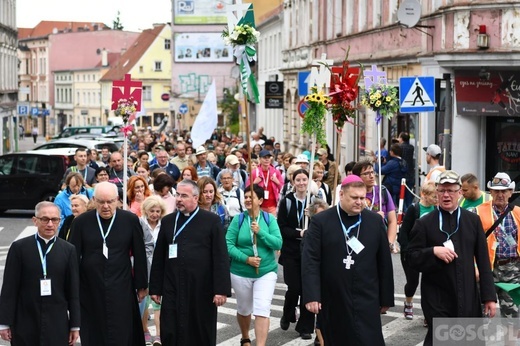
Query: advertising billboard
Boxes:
[
  {"xmin": 174, "ymin": 33, "xmax": 234, "ymax": 63},
  {"xmin": 174, "ymin": 0, "xmax": 228, "ymax": 25}
]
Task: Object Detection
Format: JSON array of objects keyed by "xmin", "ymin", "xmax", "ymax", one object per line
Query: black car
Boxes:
[{"xmin": 0, "ymin": 151, "xmax": 69, "ymax": 213}]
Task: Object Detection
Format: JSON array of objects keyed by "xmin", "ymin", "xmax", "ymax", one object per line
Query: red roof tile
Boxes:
[
  {"xmin": 100, "ymin": 24, "xmax": 167, "ymax": 81},
  {"xmin": 18, "ymin": 20, "xmax": 110, "ymax": 40}
]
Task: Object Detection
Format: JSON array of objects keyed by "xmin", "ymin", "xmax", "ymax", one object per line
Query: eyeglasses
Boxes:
[
  {"xmin": 177, "ymin": 193, "xmax": 194, "ymax": 199},
  {"xmin": 95, "ymin": 198, "xmax": 118, "ymax": 205},
  {"xmin": 221, "ymin": 177, "xmax": 233, "ymax": 180},
  {"xmin": 36, "ymin": 217, "xmax": 61, "ymax": 224},
  {"xmin": 436, "ymin": 189, "xmax": 460, "ymax": 195},
  {"xmin": 360, "ymin": 171, "xmax": 375, "ymax": 176},
  {"xmin": 492, "ymin": 177, "xmax": 511, "ymax": 187}
]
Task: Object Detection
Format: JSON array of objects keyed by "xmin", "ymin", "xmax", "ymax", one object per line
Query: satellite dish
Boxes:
[{"xmin": 397, "ymin": 0, "xmax": 421, "ymax": 28}]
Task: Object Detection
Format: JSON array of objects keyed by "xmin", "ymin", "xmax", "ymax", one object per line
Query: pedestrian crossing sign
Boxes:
[{"xmin": 399, "ymin": 76, "xmax": 435, "ymax": 113}]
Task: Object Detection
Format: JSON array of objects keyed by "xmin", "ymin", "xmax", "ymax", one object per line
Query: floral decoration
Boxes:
[
  {"xmin": 301, "ymin": 86, "xmax": 330, "ymax": 146},
  {"xmin": 113, "ymin": 96, "xmax": 138, "ymax": 136},
  {"xmin": 327, "ymin": 50, "xmax": 361, "ymax": 131},
  {"xmin": 222, "ymin": 23, "xmax": 260, "ymax": 103},
  {"xmin": 222, "ymin": 23, "xmax": 260, "ymax": 46},
  {"xmin": 361, "ymin": 83, "xmax": 399, "ymax": 124}
]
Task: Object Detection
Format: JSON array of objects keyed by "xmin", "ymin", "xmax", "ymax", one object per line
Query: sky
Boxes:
[{"xmin": 16, "ymin": 0, "xmax": 172, "ymax": 32}]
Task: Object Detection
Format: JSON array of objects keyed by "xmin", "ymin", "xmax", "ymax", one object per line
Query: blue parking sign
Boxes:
[
  {"xmin": 31, "ymin": 107, "xmax": 39, "ymax": 116},
  {"xmin": 18, "ymin": 105, "xmax": 28, "ymax": 115}
]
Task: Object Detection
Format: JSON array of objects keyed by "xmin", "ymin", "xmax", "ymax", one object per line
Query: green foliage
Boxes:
[
  {"xmin": 113, "ymin": 11, "xmax": 124, "ymax": 31},
  {"xmin": 301, "ymin": 87, "xmax": 330, "ymax": 146},
  {"xmin": 219, "ymin": 87, "xmax": 239, "ymax": 128}
]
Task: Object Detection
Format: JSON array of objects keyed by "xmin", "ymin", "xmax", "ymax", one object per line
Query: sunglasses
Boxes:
[{"xmin": 491, "ymin": 177, "xmax": 511, "ymax": 187}]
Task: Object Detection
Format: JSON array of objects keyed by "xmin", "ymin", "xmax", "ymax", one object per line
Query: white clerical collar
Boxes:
[{"xmin": 37, "ymin": 233, "xmax": 56, "ymax": 244}]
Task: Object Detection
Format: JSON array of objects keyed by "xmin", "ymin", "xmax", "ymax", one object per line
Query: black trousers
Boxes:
[
  {"xmin": 282, "ymin": 257, "xmax": 315, "ymax": 334},
  {"xmin": 401, "ymin": 252, "xmax": 420, "ymax": 298}
]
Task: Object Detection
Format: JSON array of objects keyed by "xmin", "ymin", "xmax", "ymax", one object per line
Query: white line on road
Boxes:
[
  {"xmin": 0, "ymin": 227, "xmax": 3, "ymax": 232},
  {"xmin": 14, "ymin": 226, "xmax": 37, "ymax": 241}
]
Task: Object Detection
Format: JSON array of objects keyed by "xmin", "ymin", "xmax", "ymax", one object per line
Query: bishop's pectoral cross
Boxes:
[{"xmin": 343, "ymin": 255, "xmax": 355, "ymax": 269}]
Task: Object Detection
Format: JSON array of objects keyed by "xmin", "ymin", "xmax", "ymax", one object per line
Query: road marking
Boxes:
[
  {"xmin": 0, "ymin": 227, "xmax": 3, "ymax": 232},
  {"xmin": 14, "ymin": 226, "xmax": 37, "ymax": 241}
]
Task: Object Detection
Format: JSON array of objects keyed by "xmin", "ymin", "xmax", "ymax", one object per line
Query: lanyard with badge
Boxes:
[
  {"xmin": 258, "ymin": 168, "xmax": 270, "ymax": 199},
  {"xmin": 438, "ymin": 207, "xmax": 460, "ymax": 251},
  {"xmin": 248, "ymin": 213, "xmax": 261, "ymax": 257},
  {"xmin": 296, "ymin": 198, "xmax": 305, "ymax": 229},
  {"xmin": 36, "ymin": 234, "xmax": 55, "ymax": 296},
  {"xmin": 336, "ymin": 204, "xmax": 364, "ymax": 269},
  {"xmin": 96, "ymin": 211, "xmax": 116, "ymax": 259},
  {"xmin": 169, "ymin": 207, "xmax": 199, "ymax": 259}
]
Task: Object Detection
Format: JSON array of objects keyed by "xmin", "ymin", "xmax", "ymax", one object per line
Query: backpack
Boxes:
[
  {"xmin": 238, "ymin": 210, "xmax": 270, "ymax": 229},
  {"xmin": 235, "ymin": 188, "xmax": 244, "ymax": 213}
]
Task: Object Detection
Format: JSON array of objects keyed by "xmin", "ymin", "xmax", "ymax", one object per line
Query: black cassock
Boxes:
[
  {"xmin": 69, "ymin": 209, "xmax": 148, "ymax": 346},
  {"xmin": 407, "ymin": 208, "xmax": 496, "ymax": 345},
  {"xmin": 302, "ymin": 208, "xmax": 394, "ymax": 346},
  {"xmin": 149, "ymin": 208, "xmax": 231, "ymax": 346},
  {"xmin": 0, "ymin": 235, "xmax": 80, "ymax": 345}
]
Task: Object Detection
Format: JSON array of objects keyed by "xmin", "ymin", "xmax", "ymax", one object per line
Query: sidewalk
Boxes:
[{"xmin": 16, "ymin": 135, "xmax": 47, "ymax": 152}]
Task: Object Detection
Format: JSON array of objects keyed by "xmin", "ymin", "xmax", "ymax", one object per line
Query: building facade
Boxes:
[
  {"xmin": 278, "ymin": 0, "xmax": 520, "ymax": 189},
  {"xmin": 0, "ymin": 0, "xmax": 18, "ymax": 154}
]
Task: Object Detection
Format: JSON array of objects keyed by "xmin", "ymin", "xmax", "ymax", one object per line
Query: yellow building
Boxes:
[{"xmin": 100, "ymin": 24, "xmax": 172, "ymax": 130}]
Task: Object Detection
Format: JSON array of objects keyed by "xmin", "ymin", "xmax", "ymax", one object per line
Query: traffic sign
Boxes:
[
  {"xmin": 179, "ymin": 103, "xmax": 188, "ymax": 115},
  {"xmin": 31, "ymin": 107, "xmax": 39, "ymax": 116},
  {"xmin": 298, "ymin": 98, "xmax": 309, "ymax": 118},
  {"xmin": 399, "ymin": 76, "xmax": 435, "ymax": 113},
  {"xmin": 18, "ymin": 105, "xmax": 28, "ymax": 115},
  {"xmin": 298, "ymin": 71, "xmax": 310, "ymax": 97}
]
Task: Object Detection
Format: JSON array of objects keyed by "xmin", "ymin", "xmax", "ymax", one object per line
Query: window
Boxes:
[
  {"xmin": 143, "ymin": 86, "xmax": 152, "ymax": 101},
  {"xmin": 164, "ymin": 39, "xmax": 171, "ymax": 50},
  {"xmin": 154, "ymin": 61, "xmax": 162, "ymax": 71},
  {"xmin": 0, "ymin": 156, "xmax": 14, "ymax": 175}
]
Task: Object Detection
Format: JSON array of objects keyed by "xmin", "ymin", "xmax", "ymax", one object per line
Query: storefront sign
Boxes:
[
  {"xmin": 174, "ymin": 1, "xmax": 227, "ymax": 25},
  {"xmin": 455, "ymin": 71, "xmax": 520, "ymax": 116},
  {"xmin": 265, "ymin": 82, "xmax": 283, "ymax": 109}
]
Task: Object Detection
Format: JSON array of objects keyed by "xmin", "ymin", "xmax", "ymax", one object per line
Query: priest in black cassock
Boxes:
[
  {"xmin": 149, "ymin": 179, "xmax": 231, "ymax": 346},
  {"xmin": 302, "ymin": 175, "xmax": 394, "ymax": 345},
  {"xmin": 69, "ymin": 182, "xmax": 148, "ymax": 346},
  {"xmin": 0, "ymin": 202, "xmax": 80, "ymax": 345},
  {"xmin": 407, "ymin": 170, "xmax": 496, "ymax": 346}
]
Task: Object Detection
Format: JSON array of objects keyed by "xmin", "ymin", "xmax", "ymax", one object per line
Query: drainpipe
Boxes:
[{"xmin": 442, "ymin": 73, "xmax": 452, "ymax": 169}]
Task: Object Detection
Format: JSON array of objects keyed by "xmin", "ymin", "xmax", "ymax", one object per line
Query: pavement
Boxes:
[{"xmin": 16, "ymin": 135, "xmax": 46, "ymax": 152}]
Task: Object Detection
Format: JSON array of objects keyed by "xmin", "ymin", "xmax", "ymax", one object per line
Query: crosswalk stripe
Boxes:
[
  {"xmin": 14, "ymin": 226, "xmax": 37, "ymax": 241},
  {"xmin": 0, "ymin": 227, "xmax": 3, "ymax": 232}
]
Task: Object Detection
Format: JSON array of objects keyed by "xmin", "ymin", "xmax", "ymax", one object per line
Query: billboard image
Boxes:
[
  {"xmin": 174, "ymin": 0, "xmax": 228, "ymax": 25},
  {"xmin": 175, "ymin": 33, "xmax": 234, "ymax": 63}
]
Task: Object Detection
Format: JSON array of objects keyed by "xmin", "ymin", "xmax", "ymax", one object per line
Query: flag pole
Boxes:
[{"xmin": 332, "ymin": 131, "xmax": 342, "ymax": 205}]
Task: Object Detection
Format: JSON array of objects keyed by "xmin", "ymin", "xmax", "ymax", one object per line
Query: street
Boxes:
[{"xmin": 0, "ymin": 210, "xmax": 427, "ymax": 346}]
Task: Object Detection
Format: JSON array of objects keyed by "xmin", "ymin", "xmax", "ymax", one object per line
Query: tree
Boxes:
[
  {"xmin": 113, "ymin": 11, "xmax": 124, "ymax": 30},
  {"xmin": 219, "ymin": 87, "xmax": 239, "ymax": 132}
]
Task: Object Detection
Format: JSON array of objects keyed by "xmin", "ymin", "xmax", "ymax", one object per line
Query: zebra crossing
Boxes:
[{"xmin": 0, "ymin": 226, "xmax": 430, "ymax": 345}]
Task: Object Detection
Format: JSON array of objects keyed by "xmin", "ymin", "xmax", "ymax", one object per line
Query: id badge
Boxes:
[
  {"xmin": 40, "ymin": 279, "xmax": 52, "ymax": 296},
  {"xmin": 264, "ymin": 190, "xmax": 269, "ymax": 199},
  {"xmin": 443, "ymin": 239, "xmax": 454, "ymax": 251},
  {"xmin": 505, "ymin": 234, "xmax": 517, "ymax": 247},
  {"xmin": 103, "ymin": 242, "xmax": 109, "ymax": 259},
  {"xmin": 347, "ymin": 237, "xmax": 365, "ymax": 254},
  {"xmin": 169, "ymin": 244, "xmax": 178, "ymax": 259}
]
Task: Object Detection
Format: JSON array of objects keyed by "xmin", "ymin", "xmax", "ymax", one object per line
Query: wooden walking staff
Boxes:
[
  {"xmin": 225, "ymin": 0, "xmax": 261, "ymax": 274},
  {"xmin": 328, "ymin": 57, "xmax": 361, "ymax": 205},
  {"xmin": 363, "ymin": 65, "xmax": 388, "ymax": 207},
  {"xmin": 302, "ymin": 54, "xmax": 333, "ymax": 230},
  {"xmin": 111, "ymin": 74, "xmax": 142, "ymax": 210}
]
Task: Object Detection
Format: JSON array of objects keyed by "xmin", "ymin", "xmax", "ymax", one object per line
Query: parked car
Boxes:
[
  {"xmin": 0, "ymin": 151, "xmax": 70, "ymax": 213},
  {"xmin": 51, "ymin": 125, "xmax": 119, "ymax": 139},
  {"xmin": 34, "ymin": 138, "xmax": 119, "ymax": 152}
]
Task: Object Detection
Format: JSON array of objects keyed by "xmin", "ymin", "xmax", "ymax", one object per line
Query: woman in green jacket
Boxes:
[{"xmin": 226, "ymin": 184, "xmax": 283, "ymax": 346}]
